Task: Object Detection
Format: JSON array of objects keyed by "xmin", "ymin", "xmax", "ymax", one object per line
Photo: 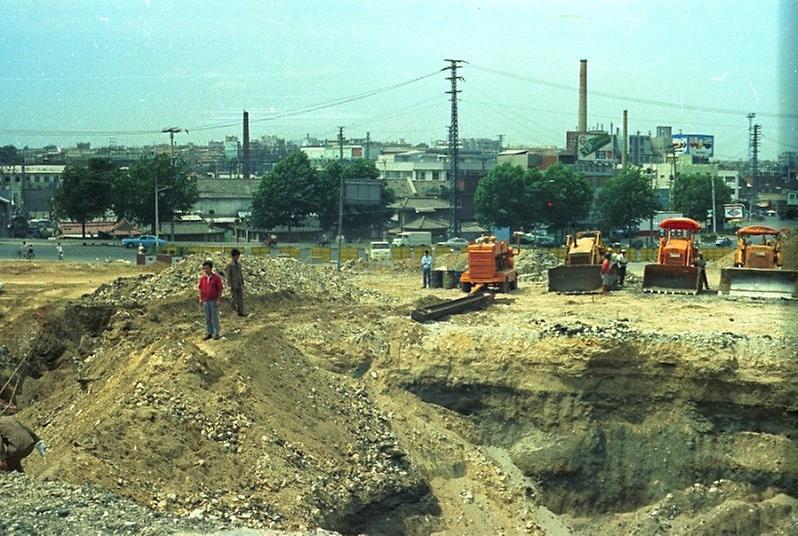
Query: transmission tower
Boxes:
[
  {"xmin": 750, "ymin": 123, "xmax": 761, "ymax": 212},
  {"xmin": 445, "ymin": 59, "xmax": 465, "ymax": 236}
]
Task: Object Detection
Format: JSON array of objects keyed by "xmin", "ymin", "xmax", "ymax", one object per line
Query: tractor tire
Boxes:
[{"xmin": 461, "ymin": 282, "xmax": 472, "ymax": 293}]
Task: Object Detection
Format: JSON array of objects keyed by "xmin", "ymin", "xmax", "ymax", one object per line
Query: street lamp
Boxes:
[{"xmin": 154, "ymin": 184, "xmax": 169, "ymax": 253}]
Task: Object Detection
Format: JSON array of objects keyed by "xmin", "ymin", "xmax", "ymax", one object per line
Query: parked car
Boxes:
[
  {"xmin": 436, "ymin": 237, "xmax": 469, "ymax": 250},
  {"xmin": 368, "ymin": 241, "xmax": 391, "ymax": 261},
  {"xmin": 715, "ymin": 236, "xmax": 733, "ymax": 247},
  {"xmin": 121, "ymin": 235, "xmax": 167, "ymax": 249}
]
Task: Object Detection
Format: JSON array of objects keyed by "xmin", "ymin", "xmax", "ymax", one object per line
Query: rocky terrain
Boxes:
[{"xmin": 1, "ymin": 253, "xmax": 796, "ymax": 535}]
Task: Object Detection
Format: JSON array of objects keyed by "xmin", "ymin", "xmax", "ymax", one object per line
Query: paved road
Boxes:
[{"xmin": 0, "ymin": 240, "xmax": 137, "ymax": 263}]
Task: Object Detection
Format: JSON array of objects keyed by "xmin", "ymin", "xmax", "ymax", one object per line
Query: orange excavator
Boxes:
[
  {"xmin": 547, "ymin": 230, "xmax": 606, "ymax": 293},
  {"xmin": 642, "ymin": 217, "xmax": 703, "ymax": 294},
  {"xmin": 411, "ymin": 237, "xmax": 516, "ymax": 322},
  {"xmin": 459, "ymin": 236, "xmax": 518, "ymax": 293},
  {"xmin": 719, "ymin": 225, "xmax": 798, "ymax": 299}
]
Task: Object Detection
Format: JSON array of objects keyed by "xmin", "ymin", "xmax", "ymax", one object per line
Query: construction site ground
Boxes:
[{"xmin": 1, "ymin": 255, "xmax": 796, "ymax": 535}]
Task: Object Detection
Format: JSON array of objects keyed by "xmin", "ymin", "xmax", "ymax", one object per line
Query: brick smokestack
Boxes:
[
  {"xmin": 578, "ymin": 59, "xmax": 587, "ymax": 133},
  {"xmin": 242, "ymin": 110, "xmax": 251, "ymax": 179},
  {"xmin": 622, "ymin": 109, "xmax": 628, "ymax": 166}
]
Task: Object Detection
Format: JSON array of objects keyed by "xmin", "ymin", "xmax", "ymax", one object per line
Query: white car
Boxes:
[
  {"xmin": 368, "ymin": 241, "xmax": 391, "ymax": 261},
  {"xmin": 437, "ymin": 237, "xmax": 469, "ymax": 250}
]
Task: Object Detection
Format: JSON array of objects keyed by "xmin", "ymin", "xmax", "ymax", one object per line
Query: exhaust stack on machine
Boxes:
[{"xmin": 578, "ymin": 59, "xmax": 587, "ymax": 132}]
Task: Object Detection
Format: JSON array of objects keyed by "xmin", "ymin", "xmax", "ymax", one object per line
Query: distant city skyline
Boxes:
[{"xmin": 1, "ymin": 0, "xmax": 795, "ymax": 159}]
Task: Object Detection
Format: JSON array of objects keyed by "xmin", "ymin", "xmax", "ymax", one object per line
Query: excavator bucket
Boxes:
[
  {"xmin": 642, "ymin": 265, "xmax": 701, "ymax": 294},
  {"xmin": 719, "ymin": 268, "xmax": 798, "ymax": 299},
  {"xmin": 547, "ymin": 265, "xmax": 602, "ymax": 294}
]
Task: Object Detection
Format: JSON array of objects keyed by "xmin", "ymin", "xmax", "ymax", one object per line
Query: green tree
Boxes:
[
  {"xmin": 0, "ymin": 145, "xmax": 22, "ymax": 164},
  {"xmin": 474, "ymin": 162, "xmax": 538, "ymax": 231},
  {"xmin": 112, "ymin": 154, "xmax": 198, "ymax": 233},
  {"xmin": 532, "ymin": 164, "xmax": 593, "ymax": 233},
  {"xmin": 53, "ymin": 158, "xmax": 115, "ymax": 238},
  {"xmin": 317, "ymin": 159, "xmax": 395, "ymax": 238},
  {"xmin": 251, "ymin": 150, "xmax": 319, "ymax": 232},
  {"xmin": 595, "ymin": 167, "xmax": 659, "ymax": 242},
  {"xmin": 671, "ymin": 172, "xmax": 732, "ymax": 229}
]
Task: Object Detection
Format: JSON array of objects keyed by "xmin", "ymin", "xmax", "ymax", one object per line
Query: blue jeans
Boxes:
[
  {"xmin": 203, "ymin": 301, "xmax": 221, "ymax": 337},
  {"xmin": 422, "ymin": 268, "xmax": 431, "ymax": 288}
]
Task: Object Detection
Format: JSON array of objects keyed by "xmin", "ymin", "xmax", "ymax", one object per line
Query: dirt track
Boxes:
[{"xmin": 1, "ymin": 258, "xmax": 796, "ymax": 535}]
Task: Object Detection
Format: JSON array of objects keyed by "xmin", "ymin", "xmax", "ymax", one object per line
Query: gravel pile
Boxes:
[
  {"xmin": 515, "ymin": 249, "xmax": 560, "ymax": 280},
  {"xmin": 90, "ymin": 255, "xmax": 390, "ymax": 305},
  {"xmin": 0, "ymin": 472, "xmax": 227, "ymax": 535}
]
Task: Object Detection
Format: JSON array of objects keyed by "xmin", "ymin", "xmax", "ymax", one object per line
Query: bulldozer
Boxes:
[
  {"xmin": 719, "ymin": 226, "xmax": 798, "ymax": 299},
  {"xmin": 547, "ymin": 230, "xmax": 606, "ymax": 293},
  {"xmin": 642, "ymin": 217, "xmax": 703, "ymax": 294},
  {"xmin": 459, "ymin": 236, "xmax": 518, "ymax": 293}
]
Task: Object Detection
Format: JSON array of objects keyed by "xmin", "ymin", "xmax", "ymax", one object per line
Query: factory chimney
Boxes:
[
  {"xmin": 242, "ymin": 110, "xmax": 251, "ymax": 179},
  {"xmin": 578, "ymin": 59, "xmax": 587, "ymax": 133},
  {"xmin": 622, "ymin": 109, "xmax": 628, "ymax": 167}
]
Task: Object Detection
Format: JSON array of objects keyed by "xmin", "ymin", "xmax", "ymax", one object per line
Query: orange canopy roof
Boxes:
[
  {"xmin": 659, "ymin": 217, "xmax": 702, "ymax": 231},
  {"xmin": 736, "ymin": 225, "xmax": 780, "ymax": 237}
]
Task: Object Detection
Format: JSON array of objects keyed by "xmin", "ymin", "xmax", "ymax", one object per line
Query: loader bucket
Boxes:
[
  {"xmin": 719, "ymin": 268, "xmax": 798, "ymax": 299},
  {"xmin": 642, "ymin": 265, "xmax": 701, "ymax": 295},
  {"xmin": 547, "ymin": 264, "xmax": 602, "ymax": 294}
]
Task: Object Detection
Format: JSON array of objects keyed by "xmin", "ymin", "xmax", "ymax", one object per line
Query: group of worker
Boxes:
[{"xmin": 600, "ymin": 247, "xmax": 629, "ymax": 293}]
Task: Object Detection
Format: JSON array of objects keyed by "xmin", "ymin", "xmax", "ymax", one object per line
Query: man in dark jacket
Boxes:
[
  {"xmin": 225, "ymin": 249, "xmax": 246, "ymax": 317},
  {"xmin": 0, "ymin": 417, "xmax": 41, "ymax": 473}
]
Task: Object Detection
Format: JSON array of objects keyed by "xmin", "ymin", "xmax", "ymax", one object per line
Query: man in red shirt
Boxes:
[
  {"xmin": 198, "ymin": 259, "xmax": 223, "ymax": 340},
  {"xmin": 600, "ymin": 253, "xmax": 613, "ymax": 294}
]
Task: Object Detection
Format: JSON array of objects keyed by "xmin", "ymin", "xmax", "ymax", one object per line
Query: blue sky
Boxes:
[{"xmin": 0, "ymin": 0, "xmax": 793, "ymax": 159}]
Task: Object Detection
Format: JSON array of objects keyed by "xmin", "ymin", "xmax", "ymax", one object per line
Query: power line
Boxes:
[{"xmin": 470, "ymin": 64, "xmax": 798, "ymax": 119}]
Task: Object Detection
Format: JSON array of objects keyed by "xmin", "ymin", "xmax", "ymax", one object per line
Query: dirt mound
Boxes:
[
  {"xmin": 90, "ymin": 254, "xmax": 391, "ymax": 305},
  {"xmin": 435, "ymin": 251, "xmax": 468, "ymax": 271},
  {"xmin": 515, "ymin": 249, "xmax": 559, "ymax": 281},
  {"xmin": 9, "ymin": 298, "xmax": 425, "ymax": 532}
]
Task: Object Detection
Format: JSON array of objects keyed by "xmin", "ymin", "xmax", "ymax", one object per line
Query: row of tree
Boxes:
[
  {"xmin": 250, "ymin": 151, "xmax": 394, "ymax": 236},
  {"xmin": 53, "ymin": 155, "xmax": 198, "ymax": 237},
  {"xmin": 474, "ymin": 162, "xmax": 731, "ymax": 238},
  {"xmin": 55, "ymin": 151, "xmax": 395, "ymax": 239}
]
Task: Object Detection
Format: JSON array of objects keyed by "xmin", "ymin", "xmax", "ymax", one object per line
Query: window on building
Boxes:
[
  {"xmin": 432, "ymin": 171, "xmax": 439, "ymax": 180},
  {"xmin": 35, "ymin": 176, "xmax": 40, "ymax": 182},
  {"xmin": 15, "ymin": 176, "xmax": 20, "ymax": 182}
]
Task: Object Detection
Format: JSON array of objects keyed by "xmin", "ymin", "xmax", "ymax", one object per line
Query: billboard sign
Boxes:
[
  {"xmin": 577, "ymin": 133, "xmax": 615, "ymax": 161},
  {"xmin": 723, "ymin": 203, "xmax": 746, "ymax": 219},
  {"xmin": 344, "ymin": 179, "xmax": 382, "ymax": 206},
  {"xmin": 672, "ymin": 134, "xmax": 714, "ymax": 158}
]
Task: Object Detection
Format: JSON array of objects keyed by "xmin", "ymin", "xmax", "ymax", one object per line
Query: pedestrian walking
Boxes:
[
  {"xmin": 616, "ymin": 249, "xmax": 628, "ymax": 287},
  {"xmin": 56, "ymin": 242, "xmax": 64, "ymax": 261},
  {"xmin": 137, "ymin": 244, "xmax": 145, "ymax": 256},
  {"xmin": 198, "ymin": 259, "xmax": 223, "ymax": 340},
  {"xmin": 421, "ymin": 250, "xmax": 433, "ymax": 289},
  {"xmin": 225, "ymin": 248, "xmax": 246, "ymax": 317},
  {"xmin": 600, "ymin": 253, "xmax": 613, "ymax": 293},
  {"xmin": 694, "ymin": 253, "xmax": 710, "ymax": 291},
  {"xmin": 0, "ymin": 417, "xmax": 45, "ymax": 473}
]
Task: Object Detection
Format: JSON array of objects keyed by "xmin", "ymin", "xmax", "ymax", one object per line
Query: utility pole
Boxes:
[
  {"xmin": 497, "ymin": 134, "xmax": 504, "ymax": 151},
  {"xmin": 750, "ymin": 123, "xmax": 761, "ymax": 221},
  {"xmin": 160, "ymin": 127, "xmax": 184, "ymax": 251},
  {"xmin": 337, "ymin": 126, "xmax": 345, "ymax": 270},
  {"xmin": 710, "ymin": 173, "xmax": 717, "ymax": 233},
  {"xmin": 445, "ymin": 58, "xmax": 465, "ymax": 237},
  {"xmin": 365, "ymin": 131, "xmax": 371, "ymax": 160}
]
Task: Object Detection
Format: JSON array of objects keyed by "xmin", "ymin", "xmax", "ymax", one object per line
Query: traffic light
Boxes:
[{"xmin": 546, "ymin": 200, "xmax": 553, "ymax": 209}]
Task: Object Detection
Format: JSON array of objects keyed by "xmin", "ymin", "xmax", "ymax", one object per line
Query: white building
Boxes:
[{"xmin": 0, "ymin": 164, "xmax": 65, "ymax": 218}]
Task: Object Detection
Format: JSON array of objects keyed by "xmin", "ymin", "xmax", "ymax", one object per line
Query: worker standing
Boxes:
[
  {"xmin": 198, "ymin": 259, "xmax": 223, "ymax": 340},
  {"xmin": 421, "ymin": 250, "xmax": 433, "ymax": 289},
  {"xmin": 0, "ymin": 417, "xmax": 44, "ymax": 473},
  {"xmin": 694, "ymin": 253, "xmax": 710, "ymax": 291},
  {"xmin": 617, "ymin": 249, "xmax": 628, "ymax": 287},
  {"xmin": 225, "ymin": 248, "xmax": 246, "ymax": 317},
  {"xmin": 56, "ymin": 242, "xmax": 64, "ymax": 261},
  {"xmin": 600, "ymin": 253, "xmax": 613, "ymax": 293}
]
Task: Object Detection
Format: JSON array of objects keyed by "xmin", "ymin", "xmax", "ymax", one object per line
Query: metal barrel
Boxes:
[
  {"xmin": 642, "ymin": 265, "xmax": 701, "ymax": 295},
  {"xmin": 719, "ymin": 268, "xmax": 798, "ymax": 299},
  {"xmin": 547, "ymin": 265, "xmax": 603, "ymax": 294}
]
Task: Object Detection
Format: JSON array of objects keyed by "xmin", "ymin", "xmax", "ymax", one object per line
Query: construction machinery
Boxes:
[
  {"xmin": 719, "ymin": 226, "xmax": 798, "ymax": 299},
  {"xmin": 547, "ymin": 230, "xmax": 606, "ymax": 293},
  {"xmin": 459, "ymin": 237, "xmax": 518, "ymax": 293},
  {"xmin": 642, "ymin": 217, "xmax": 703, "ymax": 294}
]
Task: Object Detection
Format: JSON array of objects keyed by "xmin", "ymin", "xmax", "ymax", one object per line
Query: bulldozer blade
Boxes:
[
  {"xmin": 547, "ymin": 265, "xmax": 602, "ymax": 294},
  {"xmin": 719, "ymin": 268, "xmax": 798, "ymax": 299},
  {"xmin": 642, "ymin": 265, "xmax": 701, "ymax": 295}
]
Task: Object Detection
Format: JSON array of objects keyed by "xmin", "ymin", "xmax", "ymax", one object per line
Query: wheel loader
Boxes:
[
  {"xmin": 719, "ymin": 226, "xmax": 798, "ymax": 299},
  {"xmin": 547, "ymin": 230, "xmax": 606, "ymax": 293},
  {"xmin": 642, "ymin": 217, "xmax": 703, "ymax": 294}
]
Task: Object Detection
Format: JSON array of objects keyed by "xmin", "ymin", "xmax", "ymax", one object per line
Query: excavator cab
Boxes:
[
  {"xmin": 719, "ymin": 226, "xmax": 798, "ymax": 299},
  {"xmin": 547, "ymin": 230, "xmax": 606, "ymax": 293},
  {"xmin": 642, "ymin": 218, "xmax": 702, "ymax": 294}
]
